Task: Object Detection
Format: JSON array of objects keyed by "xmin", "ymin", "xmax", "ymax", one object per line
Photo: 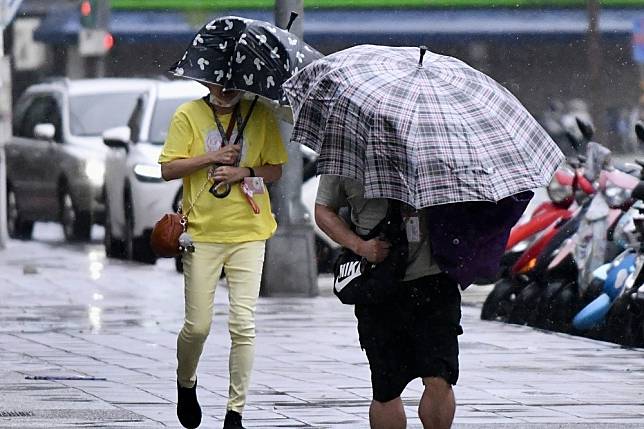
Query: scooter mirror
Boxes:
[
  {"xmin": 576, "ymin": 116, "xmax": 595, "ymax": 141},
  {"xmin": 565, "ymin": 130, "xmax": 582, "ymax": 151},
  {"xmin": 635, "ymin": 121, "xmax": 644, "ymax": 143}
]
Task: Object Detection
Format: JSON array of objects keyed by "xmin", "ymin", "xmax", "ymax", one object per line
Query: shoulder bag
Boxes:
[{"xmin": 333, "ymin": 201, "xmax": 409, "ymax": 305}]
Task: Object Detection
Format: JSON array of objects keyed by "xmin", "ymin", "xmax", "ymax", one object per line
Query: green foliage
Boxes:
[{"xmin": 110, "ymin": 0, "xmax": 644, "ymax": 11}]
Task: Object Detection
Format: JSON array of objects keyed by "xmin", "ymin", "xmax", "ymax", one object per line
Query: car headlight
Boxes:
[
  {"xmin": 133, "ymin": 163, "xmax": 163, "ymax": 182},
  {"xmin": 547, "ymin": 178, "xmax": 573, "ymax": 204},
  {"xmin": 85, "ymin": 159, "xmax": 105, "ymax": 186},
  {"xmin": 604, "ymin": 185, "xmax": 630, "ymax": 208}
]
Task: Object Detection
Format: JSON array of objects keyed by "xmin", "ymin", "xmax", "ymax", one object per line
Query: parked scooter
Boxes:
[
  {"xmin": 500, "ymin": 164, "xmax": 591, "ymax": 273},
  {"xmin": 572, "ymin": 248, "xmax": 637, "ymax": 332},
  {"xmin": 525, "ymin": 122, "xmax": 641, "ymax": 333},
  {"xmin": 598, "ymin": 122, "xmax": 644, "ymax": 346},
  {"xmin": 506, "ymin": 197, "xmax": 593, "ymax": 325},
  {"xmin": 481, "ymin": 130, "xmax": 594, "ymax": 321}
]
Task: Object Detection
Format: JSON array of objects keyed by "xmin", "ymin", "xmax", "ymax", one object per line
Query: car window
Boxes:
[
  {"xmin": 18, "ymin": 95, "xmax": 62, "ymax": 142},
  {"xmin": 69, "ymin": 92, "xmax": 142, "ymax": 136},
  {"xmin": 148, "ymin": 98, "xmax": 192, "ymax": 145},
  {"xmin": 13, "ymin": 94, "xmax": 34, "ymax": 136}
]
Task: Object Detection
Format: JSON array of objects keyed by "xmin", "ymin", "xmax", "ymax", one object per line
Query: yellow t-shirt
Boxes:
[{"xmin": 158, "ymin": 98, "xmax": 288, "ymax": 243}]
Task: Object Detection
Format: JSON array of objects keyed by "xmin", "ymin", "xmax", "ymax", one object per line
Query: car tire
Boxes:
[
  {"xmin": 59, "ymin": 186, "xmax": 91, "ymax": 242},
  {"xmin": 124, "ymin": 193, "xmax": 157, "ymax": 264},
  {"xmin": 104, "ymin": 194, "xmax": 125, "ymax": 258},
  {"xmin": 481, "ymin": 278, "xmax": 517, "ymax": 322},
  {"xmin": 6, "ymin": 185, "xmax": 33, "ymax": 240}
]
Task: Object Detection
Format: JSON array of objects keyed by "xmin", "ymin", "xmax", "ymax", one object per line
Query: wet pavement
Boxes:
[{"xmin": 1, "ymin": 223, "xmax": 644, "ymax": 428}]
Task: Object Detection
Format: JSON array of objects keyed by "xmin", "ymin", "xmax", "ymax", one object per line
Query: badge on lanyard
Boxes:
[
  {"xmin": 405, "ymin": 215, "xmax": 421, "ymax": 243},
  {"xmin": 243, "ymin": 176, "xmax": 265, "ymax": 194},
  {"xmin": 240, "ymin": 180, "xmax": 261, "ymax": 214}
]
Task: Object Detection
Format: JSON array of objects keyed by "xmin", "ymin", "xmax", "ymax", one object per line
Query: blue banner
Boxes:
[{"xmin": 634, "ymin": 18, "xmax": 644, "ymax": 64}]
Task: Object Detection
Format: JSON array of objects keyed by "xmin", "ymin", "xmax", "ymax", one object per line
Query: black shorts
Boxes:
[{"xmin": 354, "ymin": 273, "xmax": 463, "ymax": 403}]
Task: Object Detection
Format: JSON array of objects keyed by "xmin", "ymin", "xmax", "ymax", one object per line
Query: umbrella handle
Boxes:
[{"xmin": 210, "ymin": 181, "xmax": 232, "ymax": 199}]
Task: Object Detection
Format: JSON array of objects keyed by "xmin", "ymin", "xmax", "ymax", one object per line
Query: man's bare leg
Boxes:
[
  {"xmin": 418, "ymin": 377, "xmax": 455, "ymax": 429},
  {"xmin": 370, "ymin": 397, "xmax": 406, "ymax": 429}
]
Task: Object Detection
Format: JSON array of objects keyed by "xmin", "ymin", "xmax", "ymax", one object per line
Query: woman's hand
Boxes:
[
  {"xmin": 211, "ymin": 166, "xmax": 248, "ymax": 185},
  {"xmin": 209, "ymin": 145, "xmax": 240, "ymax": 165}
]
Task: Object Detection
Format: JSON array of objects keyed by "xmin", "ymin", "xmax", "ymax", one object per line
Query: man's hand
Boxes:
[
  {"xmin": 209, "ymin": 145, "xmax": 240, "ymax": 165},
  {"xmin": 357, "ymin": 238, "xmax": 391, "ymax": 263},
  {"xmin": 211, "ymin": 166, "xmax": 247, "ymax": 185},
  {"xmin": 315, "ymin": 203, "xmax": 391, "ymax": 264}
]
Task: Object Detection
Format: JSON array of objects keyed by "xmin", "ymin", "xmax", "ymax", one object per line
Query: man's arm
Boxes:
[{"xmin": 315, "ymin": 203, "xmax": 390, "ymax": 263}]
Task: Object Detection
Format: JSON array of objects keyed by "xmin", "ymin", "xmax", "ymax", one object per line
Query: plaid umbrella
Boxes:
[
  {"xmin": 283, "ymin": 44, "xmax": 564, "ymax": 209},
  {"xmin": 170, "ymin": 15, "xmax": 322, "ymax": 104}
]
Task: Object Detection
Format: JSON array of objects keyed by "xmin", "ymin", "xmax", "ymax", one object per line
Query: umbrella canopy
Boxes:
[
  {"xmin": 170, "ymin": 15, "xmax": 323, "ymax": 104},
  {"xmin": 283, "ymin": 44, "xmax": 564, "ymax": 209}
]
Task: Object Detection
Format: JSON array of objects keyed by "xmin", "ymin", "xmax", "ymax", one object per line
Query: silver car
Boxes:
[{"xmin": 6, "ymin": 78, "xmax": 153, "ymax": 241}]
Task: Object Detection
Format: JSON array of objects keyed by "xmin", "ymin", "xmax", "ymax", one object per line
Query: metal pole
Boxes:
[
  {"xmin": 96, "ymin": 0, "xmax": 110, "ymax": 77},
  {"xmin": 273, "ymin": 0, "xmax": 305, "ymax": 226},
  {"xmin": 587, "ymin": 0, "xmax": 605, "ymax": 145},
  {"xmin": 261, "ymin": 0, "xmax": 318, "ymax": 296},
  {"xmin": 0, "ymin": 31, "xmax": 8, "ymax": 249}
]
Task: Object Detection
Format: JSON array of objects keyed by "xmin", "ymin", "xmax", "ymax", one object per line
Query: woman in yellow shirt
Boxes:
[{"xmin": 159, "ymin": 83, "xmax": 288, "ymax": 429}]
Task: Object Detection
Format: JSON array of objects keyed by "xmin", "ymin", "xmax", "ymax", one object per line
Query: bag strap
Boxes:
[
  {"xmin": 204, "ymin": 96, "xmax": 239, "ymax": 144},
  {"xmin": 181, "ymin": 180, "xmax": 210, "ymax": 218},
  {"xmin": 357, "ymin": 200, "xmax": 403, "ymax": 241},
  {"xmin": 351, "ymin": 199, "xmax": 417, "ymax": 268},
  {"xmin": 203, "ymin": 95, "xmax": 259, "ymax": 167},
  {"xmin": 231, "ymin": 96, "xmax": 259, "ymax": 167},
  {"xmin": 224, "ymin": 106, "xmax": 238, "ymax": 141}
]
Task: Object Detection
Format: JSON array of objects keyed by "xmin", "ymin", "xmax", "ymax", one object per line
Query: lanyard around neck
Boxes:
[{"xmin": 211, "ymin": 102, "xmax": 243, "ymax": 149}]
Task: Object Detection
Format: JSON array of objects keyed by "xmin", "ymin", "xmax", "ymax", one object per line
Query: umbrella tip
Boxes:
[
  {"xmin": 286, "ymin": 11, "xmax": 299, "ymax": 31},
  {"xmin": 418, "ymin": 45, "xmax": 428, "ymax": 67}
]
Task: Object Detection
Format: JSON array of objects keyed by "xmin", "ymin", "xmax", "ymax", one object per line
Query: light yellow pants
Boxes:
[{"xmin": 177, "ymin": 240, "xmax": 266, "ymax": 414}]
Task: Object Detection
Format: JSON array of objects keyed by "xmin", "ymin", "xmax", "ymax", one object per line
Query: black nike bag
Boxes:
[{"xmin": 332, "ymin": 201, "xmax": 408, "ymax": 305}]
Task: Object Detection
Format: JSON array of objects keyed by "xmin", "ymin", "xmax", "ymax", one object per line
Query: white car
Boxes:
[
  {"xmin": 102, "ymin": 79, "xmax": 208, "ymax": 263},
  {"xmin": 301, "ymin": 174, "xmax": 341, "ymax": 273}
]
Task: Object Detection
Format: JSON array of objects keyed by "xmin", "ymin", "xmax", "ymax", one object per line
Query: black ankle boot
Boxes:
[
  {"xmin": 223, "ymin": 410, "xmax": 245, "ymax": 429},
  {"xmin": 177, "ymin": 379, "xmax": 201, "ymax": 429}
]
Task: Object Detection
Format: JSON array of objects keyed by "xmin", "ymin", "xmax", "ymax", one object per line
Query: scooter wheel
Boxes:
[
  {"xmin": 530, "ymin": 280, "xmax": 568, "ymax": 329},
  {"xmin": 548, "ymin": 284, "xmax": 578, "ymax": 333},
  {"xmin": 604, "ymin": 295, "xmax": 644, "ymax": 347},
  {"xmin": 481, "ymin": 279, "xmax": 517, "ymax": 322},
  {"xmin": 509, "ymin": 281, "xmax": 541, "ymax": 326}
]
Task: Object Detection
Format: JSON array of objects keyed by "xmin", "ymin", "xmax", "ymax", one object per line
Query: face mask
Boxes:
[{"xmin": 210, "ymin": 92, "xmax": 243, "ymax": 108}]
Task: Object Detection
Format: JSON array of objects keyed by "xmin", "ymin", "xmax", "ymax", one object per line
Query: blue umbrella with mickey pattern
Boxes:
[{"xmin": 169, "ymin": 13, "xmax": 322, "ymax": 104}]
